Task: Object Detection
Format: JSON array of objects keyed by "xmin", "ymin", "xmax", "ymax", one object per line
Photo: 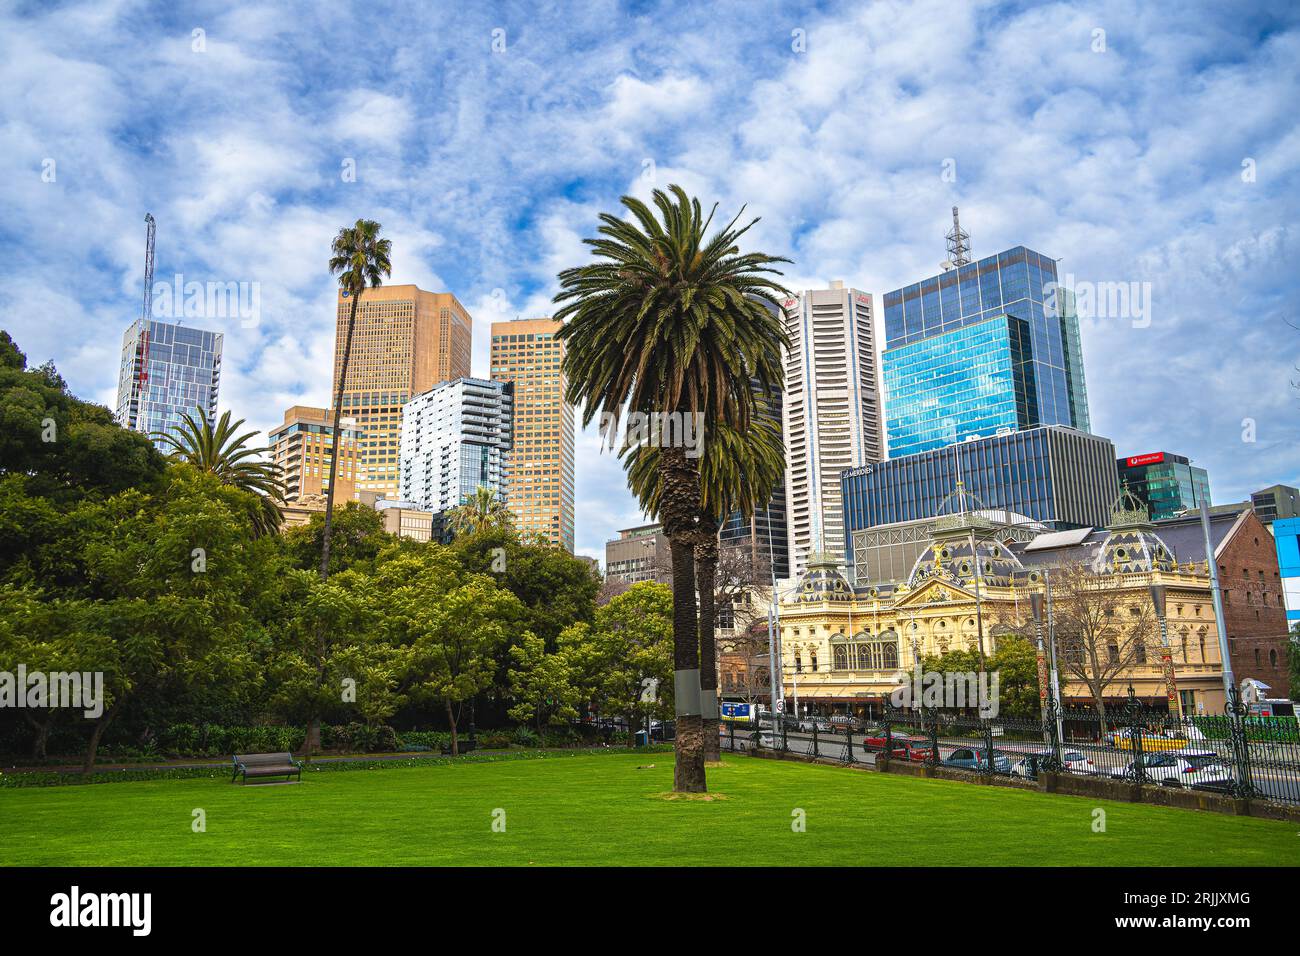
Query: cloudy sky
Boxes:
[{"xmin": 3, "ymin": 0, "xmax": 1298, "ymax": 560}]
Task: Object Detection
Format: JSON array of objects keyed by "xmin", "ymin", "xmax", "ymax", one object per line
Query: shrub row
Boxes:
[{"xmin": 0, "ymin": 744, "xmax": 675, "ymax": 788}]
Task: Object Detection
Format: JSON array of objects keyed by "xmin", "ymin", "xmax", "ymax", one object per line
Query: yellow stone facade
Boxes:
[{"xmin": 778, "ymin": 513, "xmax": 1228, "ymax": 716}]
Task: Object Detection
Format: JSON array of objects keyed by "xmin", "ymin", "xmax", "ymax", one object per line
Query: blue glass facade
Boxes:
[
  {"xmin": 840, "ymin": 426, "xmax": 1118, "ymax": 552},
  {"xmin": 1274, "ymin": 517, "xmax": 1300, "ymax": 624},
  {"xmin": 881, "ymin": 246, "xmax": 1089, "ymax": 458},
  {"xmin": 115, "ymin": 318, "xmax": 223, "ymax": 448},
  {"xmin": 1115, "ymin": 452, "xmax": 1210, "ymax": 521},
  {"xmin": 881, "ymin": 314, "xmax": 1036, "ymax": 457}
]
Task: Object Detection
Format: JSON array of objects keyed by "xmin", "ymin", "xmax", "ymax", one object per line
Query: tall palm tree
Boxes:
[
  {"xmin": 447, "ymin": 484, "xmax": 514, "ymax": 537},
  {"xmin": 156, "ymin": 407, "xmax": 286, "ymax": 536},
  {"xmin": 625, "ymin": 408, "xmax": 786, "ymax": 762},
  {"xmin": 323, "ymin": 219, "xmax": 391, "ymax": 581},
  {"xmin": 555, "ymin": 185, "xmax": 789, "ymax": 792}
]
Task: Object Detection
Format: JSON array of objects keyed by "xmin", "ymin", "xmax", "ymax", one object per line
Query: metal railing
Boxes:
[{"xmin": 719, "ymin": 686, "xmax": 1300, "ymax": 807}]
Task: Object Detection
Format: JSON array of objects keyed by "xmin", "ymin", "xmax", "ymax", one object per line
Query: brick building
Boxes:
[{"xmin": 1156, "ymin": 509, "xmax": 1291, "ymax": 699}]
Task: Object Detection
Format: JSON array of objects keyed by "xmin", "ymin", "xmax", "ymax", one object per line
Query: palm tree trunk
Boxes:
[
  {"xmin": 320, "ymin": 292, "xmax": 361, "ymax": 582},
  {"xmin": 659, "ymin": 445, "xmax": 705, "ymax": 792},
  {"xmin": 696, "ymin": 519, "xmax": 721, "ymax": 762}
]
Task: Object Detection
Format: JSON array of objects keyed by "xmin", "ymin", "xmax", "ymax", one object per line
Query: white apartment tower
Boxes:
[
  {"xmin": 398, "ymin": 377, "xmax": 513, "ymax": 514},
  {"xmin": 780, "ymin": 282, "xmax": 883, "ymax": 577}
]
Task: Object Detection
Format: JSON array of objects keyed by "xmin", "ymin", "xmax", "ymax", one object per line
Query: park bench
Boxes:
[
  {"xmin": 232, "ymin": 751, "xmax": 303, "ymax": 784},
  {"xmin": 439, "ymin": 738, "xmax": 478, "ymax": 756}
]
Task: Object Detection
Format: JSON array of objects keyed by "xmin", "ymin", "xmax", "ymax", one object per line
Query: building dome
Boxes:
[
  {"xmin": 907, "ymin": 529, "xmax": 1026, "ymax": 590},
  {"xmin": 795, "ymin": 552, "xmax": 855, "ymax": 603},
  {"xmin": 1091, "ymin": 486, "xmax": 1177, "ymax": 574}
]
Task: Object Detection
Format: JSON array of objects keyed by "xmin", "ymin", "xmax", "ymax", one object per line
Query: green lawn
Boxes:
[{"xmin": 1, "ymin": 753, "xmax": 1296, "ymax": 866}]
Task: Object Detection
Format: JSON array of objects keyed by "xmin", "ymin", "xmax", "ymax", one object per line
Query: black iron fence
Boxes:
[{"xmin": 719, "ymin": 687, "xmax": 1300, "ymax": 807}]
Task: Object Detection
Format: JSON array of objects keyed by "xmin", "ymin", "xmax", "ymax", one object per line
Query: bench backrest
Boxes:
[{"xmin": 235, "ymin": 752, "xmax": 294, "ymax": 767}]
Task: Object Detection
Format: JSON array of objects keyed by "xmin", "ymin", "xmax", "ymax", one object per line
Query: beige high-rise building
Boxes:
[
  {"xmin": 332, "ymin": 285, "xmax": 472, "ymax": 499},
  {"xmin": 269, "ymin": 405, "xmax": 361, "ymax": 503},
  {"xmin": 490, "ymin": 318, "xmax": 575, "ymax": 551},
  {"xmin": 780, "ymin": 281, "xmax": 883, "ymax": 578}
]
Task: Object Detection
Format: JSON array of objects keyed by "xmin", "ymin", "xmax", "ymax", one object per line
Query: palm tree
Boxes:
[
  {"xmin": 324, "ymin": 219, "xmax": 391, "ymax": 581},
  {"xmin": 555, "ymin": 185, "xmax": 789, "ymax": 792},
  {"xmin": 156, "ymin": 407, "xmax": 286, "ymax": 536},
  {"xmin": 625, "ymin": 408, "xmax": 786, "ymax": 762},
  {"xmin": 447, "ymin": 485, "xmax": 514, "ymax": 537}
]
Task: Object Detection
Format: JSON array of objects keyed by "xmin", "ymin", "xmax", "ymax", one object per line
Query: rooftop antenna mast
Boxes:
[
  {"xmin": 945, "ymin": 205, "xmax": 971, "ymax": 266},
  {"xmin": 132, "ymin": 213, "xmax": 157, "ymax": 431}
]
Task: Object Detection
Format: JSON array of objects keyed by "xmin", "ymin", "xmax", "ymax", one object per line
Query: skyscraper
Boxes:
[
  {"xmin": 268, "ymin": 405, "xmax": 361, "ymax": 503},
  {"xmin": 332, "ymin": 286, "xmax": 472, "ymax": 499},
  {"xmin": 398, "ymin": 377, "xmax": 512, "ymax": 515},
  {"xmin": 1116, "ymin": 451, "xmax": 1211, "ymax": 521},
  {"xmin": 114, "ymin": 318, "xmax": 222, "ymax": 447},
  {"xmin": 489, "ymin": 318, "xmax": 575, "ymax": 551},
  {"xmin": 779, "ymin": 282, "xmax": 883, "ymax": 577},
  {"xmin": 881, "ymin": 241, "xmax": 1090, "ymax": 458}
]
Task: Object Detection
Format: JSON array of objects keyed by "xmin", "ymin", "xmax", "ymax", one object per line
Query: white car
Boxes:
[
  {"xmin": 1009, "ymin": 749, "xmax": 1096, "ymax": 778},
  {"xmin": 1109, "ymin": 750, "xmax": 1233, "ymax": 791}
]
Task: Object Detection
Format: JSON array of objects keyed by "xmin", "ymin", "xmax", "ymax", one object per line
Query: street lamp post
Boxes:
[
  {"xmin": 1029, "ymin": 570, "xmax": 1065, "ymax": 753},
  {"xmin": 1148, "ymin": 583, "xmax": 1182, "ymax": 718}
]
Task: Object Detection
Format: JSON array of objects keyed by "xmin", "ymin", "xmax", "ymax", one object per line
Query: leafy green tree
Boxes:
[
  {"xmin": 989, "ymin": 636, "xmax": 1042, "ymax": 720},
  {"xmin": 447, "ymin": 484, "xmax": 514, "ymax": 537},
  {"xmin": 560, "ymin": 583, "xmax": 674, "ymax": 747},
  {"xmin": 554, "ymin": 186, "xmax": 789, "ymax": 792},
  {"xmin": 156, "ymin": 408, "xmax": 286, "ymax": 536},
  {"xmin": 0, "ymin": 330, "xmax": 165, "ymax": 501},
  {"xmin": 1288, "ymin": 624, "xmax": 1299, "ymax": 702},
  {"xmin": 66, "ymin": 467, "xmax": 284, "ymax": 771},
  {"xmin": 282, "ymin": 501, "xmax": 395, "ymax": 575},
  {"xmin": 507, "ymin": 630, "xmax": 580, "ymax": 738},
  {"xmin": 452, "ymin": 527, "xmax": 598, "ymax": 645},
  {"xmin": 323, "ymin": 220, "xmax": 391, "ymax": 580},
  {"xmin": 370, "ymin": 550, "xmax": 524, "ymax": 754},
  {"xmin": 267, "ymin": 567, "xmax": 374, "ymax": 751}
]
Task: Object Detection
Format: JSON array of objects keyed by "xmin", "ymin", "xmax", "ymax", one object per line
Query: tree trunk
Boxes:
[
  {"xmin": 446, "ymin": 699, "xmax": 459, "ymax": 756},
  {"xmin": 81, "ymin": 704, "xmax": 120, "ymax": 775},
  {"xmin": 658, "ymin": 445, "xmax": 705, "ymax": 793},
  {"xmin": 696, "ymin": 520, "xmax": 721, "ymax": 762},
  {"xmin": 26, "ymin": 712, "xmax": 52, "ymax": 762},
  {"xmin": 319, "ymin": 292, "xmax": 361, "ymax": 582},
  {"xmin": 301, "ymin": 717, "xmax": 321, "ymax": 758}
]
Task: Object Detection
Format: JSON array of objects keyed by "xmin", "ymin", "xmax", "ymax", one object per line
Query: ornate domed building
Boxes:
[{"xmin": 770, "ymin": 489, "xmax": 1235, "ymax": 720}]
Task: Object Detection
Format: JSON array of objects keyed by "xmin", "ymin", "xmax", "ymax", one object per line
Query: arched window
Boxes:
[
  {"xmin": 832, "ymin": 643, "xmax": 848, "ymax": 670},
  {"xmin": 1270, "ymin": 649, "xmax": 1278, "ymax": 667},
  {"xmin": 794, "ymin": 652, "xmax": 802, "ymax": 674},
  {"xmin": 809, "ymin": 651, "xmax": 818, "ymax": 672}
]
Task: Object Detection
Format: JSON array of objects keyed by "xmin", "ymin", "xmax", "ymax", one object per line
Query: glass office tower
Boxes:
[
  {"xmin": 881, "ymin": 247, "xmax": 1090, "ymax": 458},
  {"xmin": 1116, "ymin": 451, "xmax": 1211, "ymax": 521},
  {"xmin": 115, "ymin": 318, "xmax": 223, "ymax": 448},
  {"xmin": 840, "ymin": 425, "xmax": 1118, "ymax": 536}
]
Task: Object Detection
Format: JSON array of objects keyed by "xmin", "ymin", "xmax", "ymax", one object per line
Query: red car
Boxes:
[{"xmin": 862, "ymin": 735, "xmax": 932, "ymax": 761}]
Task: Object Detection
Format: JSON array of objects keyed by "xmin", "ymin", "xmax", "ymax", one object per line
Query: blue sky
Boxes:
[{"xmin": 3, "ymin": 0, "xmax": 1299, "ymax": 560}]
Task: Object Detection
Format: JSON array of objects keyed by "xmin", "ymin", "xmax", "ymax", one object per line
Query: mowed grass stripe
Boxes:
[{"xmin": 1, "ymin": 754, "xmax": 1295, "ymax": 866}]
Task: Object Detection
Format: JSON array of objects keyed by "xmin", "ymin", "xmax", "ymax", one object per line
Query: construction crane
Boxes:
[{"xmin": 132, "ymin": 213, "xmax": 156, "ymax": 430}]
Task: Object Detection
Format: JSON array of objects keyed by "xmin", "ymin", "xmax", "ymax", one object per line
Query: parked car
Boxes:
[
  {"xmin": 796, "ymin": 717, "xmax": 833, "ymax": 734},
  {"xmin": 862, "ymin": 734, "xmax": 932, "ymax": 761},
  {"xmin": 941, "ymin": 747, "xmax": 1012, "ymax": 773},
  {"xmin": 1009, "ymin": 749, "xmax": 1095, "ymax": 780},
  {"xmin": 829, "ymin": 714, "xmax": 856, "ymax": 727},
  {"xmin": 1108, "ymin": 750, "xmax": 1233, "ymax": 790},
  {"xmin": 1107, "ymin": 726, "xmax": 1191, "ymax": 752}
]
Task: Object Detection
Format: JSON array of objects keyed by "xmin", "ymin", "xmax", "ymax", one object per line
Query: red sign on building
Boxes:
[{"xmin": 1126, "ymin": 452, "xmax": 1165, "ymax": 468}]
